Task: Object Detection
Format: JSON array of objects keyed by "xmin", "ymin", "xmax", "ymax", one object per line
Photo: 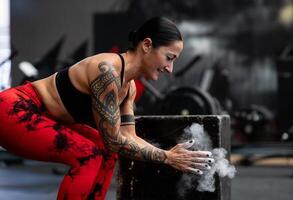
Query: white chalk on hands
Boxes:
[
  {"xmin": 196, "ymin": 169, "xmax": 203, "ymax": 175},
  {"xmin": 205, "ymin": 152, "xmax": 212, "ymax": 157},
  {"xmin": 182, "ymin": 139, "xmax": 195, "ymax": 149}
]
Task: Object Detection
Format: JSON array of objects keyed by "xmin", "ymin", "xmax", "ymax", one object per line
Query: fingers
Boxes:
[
  {"xmin": 171, "ymin": 146, "xmax": 214, "ymax": 163},
  {"xmin": 167, "ymin": 144, "xmax": 215, "ymax": 174},
  {"xmin": 189, "ymin": 153, "xmax": 214, "ymax": 169},
  {"xmin": 176, "ymin": 143, "xmax": 212, "ymax": 157},
  {"xmin": 181, "ymin": 153, "xmax": 214, "ymax": 174},
  {"xmin": 192, "ymin": 150, "xmax": 212, "ymax": 157},
  {"xmin": 182, "ymin": 156, "xmax": 214, "ymax": 164},
  {"xmin": 180, "ymin": 160, "xmax": 212, "ymax": 175},
  {"xmin": 181, "ymin": 139, "xmax": 195, "ymax": 149},
  {"xmin": 171, "ymin": 144, "xmax": 212, "ymax": 158},
  {"xmin": 193, "ymin": 157, "xmax": 215, "ymax": 164},
  {"xmin": 176, "ymin": 145, "xmax": 212, "ymax": 157},
  {"xmin": 183, "ymin": 150, "xmax": 212, "ymax": 158},
  {"xmin": 187, "ymin": 167, "xmax": 203, "ymax": 175},
  {"xmin": 192, "ymin": 163, "xmax": 211, "ymax": 170}
]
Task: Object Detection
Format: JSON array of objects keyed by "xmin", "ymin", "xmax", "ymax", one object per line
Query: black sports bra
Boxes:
[{"xmin": 55, "ymin": 54, "xmax": 125, "ymax": 128}]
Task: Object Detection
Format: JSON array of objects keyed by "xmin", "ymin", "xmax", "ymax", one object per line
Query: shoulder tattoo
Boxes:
[{"xmin": 90, "ymin": 62, "xmax": 121, "ymax": 126}]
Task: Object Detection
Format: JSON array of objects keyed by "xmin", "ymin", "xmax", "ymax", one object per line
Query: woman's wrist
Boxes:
[{"xmin": 163, "ymin": 150, "xmax": 170, "ymax": 164}]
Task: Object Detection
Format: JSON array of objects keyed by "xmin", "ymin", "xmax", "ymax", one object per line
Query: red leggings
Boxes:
[{"xmin": 0, "ymin": 83, "xmax": 118, "ymax": 200}]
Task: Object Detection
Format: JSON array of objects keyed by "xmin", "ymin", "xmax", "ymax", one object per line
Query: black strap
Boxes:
[
  {"xmin": 117, "ymin": 54, "xmax": 125, "ymax": 86},
  {"xmin": 121, "ymin": 115, "xmax": 135, "ymax": 123},
  {"xmin": 117, "ymin": 53, "xmax": 130, "ymax": 105}
]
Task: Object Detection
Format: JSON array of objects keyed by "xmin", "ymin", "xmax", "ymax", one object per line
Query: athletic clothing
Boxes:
[
  {"xmin": 0, "ymin": 82, "xmax": 117, "ymax": 200},
  {"xmin": 55, "ymin": 54, "xmax": 125, "ymax": 127},
  {"xmin": 0, "ymin": 54, "xmax": 128, "ymax": 199},
  {"xmin": 55, "ymin": 67, "xmax": 95, "ymax": 127}
]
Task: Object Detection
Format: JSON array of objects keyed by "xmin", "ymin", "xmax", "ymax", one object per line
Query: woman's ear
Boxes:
[{"xmin": 142, "ymin": 38, "xmax": 152, "ymax": 53}]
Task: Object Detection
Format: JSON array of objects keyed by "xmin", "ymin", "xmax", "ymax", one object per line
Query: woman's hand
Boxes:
[{"xmin": 164, "ymin": 140, "xmax": 214, "ymax": 175}]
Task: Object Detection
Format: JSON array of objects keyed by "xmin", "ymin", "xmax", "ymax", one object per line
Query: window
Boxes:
[{"xmin": 0, "ymin": 0, "xmax": 11, "ymax": 91}]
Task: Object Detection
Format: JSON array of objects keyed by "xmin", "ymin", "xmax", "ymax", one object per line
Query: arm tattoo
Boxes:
[
  {"xmin": 90, "ymin": 62, "xmax": 166, "ymax": 163},
  {"xmin": 90, "ymin": 63, "xmax": 120, "ymax": 126},
  {"xmin": 118, "ymin": 137, "xmax": 166, "ymax": 163},
  {"xmin": 141, "ymin": 147, "xmax": 167, "ymax": 163}
]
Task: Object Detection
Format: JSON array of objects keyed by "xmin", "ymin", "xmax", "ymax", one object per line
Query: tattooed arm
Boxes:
[
  {"xmin": 119, "ymin": 80, "xmax": 165, "ymax": 159},
  {"xmin": 90, "ymin": 62, "xmax": 166, "ymax": 163},
  {"xmin": 90, "ymin": 61, "xmax": 212, "ymax": 173}
]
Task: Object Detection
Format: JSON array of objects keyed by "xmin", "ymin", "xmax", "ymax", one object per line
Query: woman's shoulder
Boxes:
[
  {"xmin": 81, "ymin": 53, "xmax": 121, "ymax": 83},
  {"xmin": 86, "ymin": 53, "xmax": 119, "ymax": 66},
  {"xmin": 84, "ymin": 53, "xmax": 121, "ymax": 73}
]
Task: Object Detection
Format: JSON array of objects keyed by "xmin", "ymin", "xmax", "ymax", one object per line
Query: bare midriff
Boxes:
[
  {"xmin": 32, "ymin": 74, "xmax": 75, "ymax": 123},
  {"xmin": 30, "ymin": 54, "xmax": 130, "ymax": 124}
]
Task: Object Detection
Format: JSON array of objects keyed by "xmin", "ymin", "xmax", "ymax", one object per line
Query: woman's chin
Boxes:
[
  {"xmin": 144, "ymin": 73, "xmax": 159, "ymax": 81},
  {"xmin": 152, "ymin": 73, "xmax": 159, "ymax": 81}
]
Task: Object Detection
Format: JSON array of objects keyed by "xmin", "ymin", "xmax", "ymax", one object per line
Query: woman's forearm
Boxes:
[{"xmin": 104, "ymin": 130, "xmax": 167, "ymax": 163}]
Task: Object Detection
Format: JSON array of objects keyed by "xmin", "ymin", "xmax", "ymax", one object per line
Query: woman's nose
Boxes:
[{"xmin": 165, "ymin": 62, "xmax": 173, "ymax": 73}]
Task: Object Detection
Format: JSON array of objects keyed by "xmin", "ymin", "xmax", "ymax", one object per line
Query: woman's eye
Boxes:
[{"xmin": 167, "ymin": 56, "xmax": 172, "ymax": 61}]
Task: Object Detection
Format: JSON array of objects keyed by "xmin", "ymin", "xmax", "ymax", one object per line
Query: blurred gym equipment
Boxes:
[
  {"xmin": 19, "ymin": 36, "xmax": 65, "ymax": 84},
  {"xmin": 19, "ymin": 37, "xmax": 89, "ymax": 84},
  {"xmin": 137, "ymin": 55, "xmax": 223, "ymax": 116},
  {"xmin": 277, "ymin": 45, "xmax": 293, "ymax": 141}
]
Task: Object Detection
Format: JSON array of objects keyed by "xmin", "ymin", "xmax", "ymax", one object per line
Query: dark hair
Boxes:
[{"xmin": 128, "ymin": 17, "xmax": 182, "ymax": 50}]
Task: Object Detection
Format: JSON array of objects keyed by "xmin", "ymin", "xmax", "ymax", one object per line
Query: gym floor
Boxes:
[{"xmin": 0, "ymin": 154, "xmax": 292, "ymax": 200}]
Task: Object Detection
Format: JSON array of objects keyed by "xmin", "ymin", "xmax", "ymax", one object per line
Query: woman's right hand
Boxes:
[{"xmin": 164, "ymin": 141, "xmax": 214, "ymax": 175}]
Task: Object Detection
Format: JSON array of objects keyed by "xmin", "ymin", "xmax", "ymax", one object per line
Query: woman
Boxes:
[{"xmin": 0, "ymin": 17, "xmax": 213, "ymax": 200}]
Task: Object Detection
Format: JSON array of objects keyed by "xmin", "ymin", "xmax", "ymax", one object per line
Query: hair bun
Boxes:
[{"xmin": 128, "ymin": 30, "xmax": 137, "ymax": 42}]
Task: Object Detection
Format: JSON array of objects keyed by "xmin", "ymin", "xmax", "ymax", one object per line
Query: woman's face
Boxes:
[{"xmin": 142, "ymin": 40, "xmax": 183, "ymax": 80}]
